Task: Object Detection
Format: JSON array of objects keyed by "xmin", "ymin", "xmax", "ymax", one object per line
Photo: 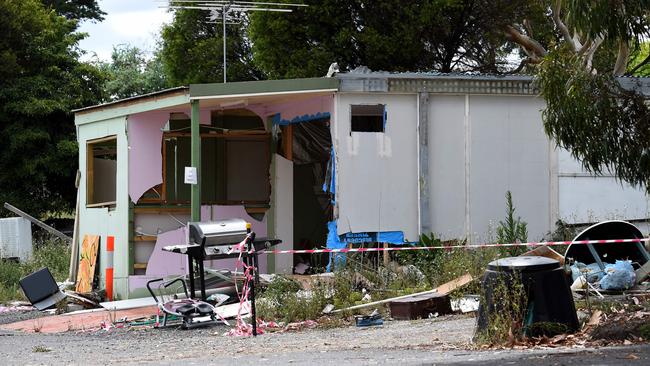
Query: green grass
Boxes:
[{"xmin": 0, "ymin": 238, "xmax": 70, "ymax": 303}]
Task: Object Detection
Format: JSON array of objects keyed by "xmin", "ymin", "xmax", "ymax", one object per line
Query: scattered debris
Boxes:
[
  {"xmin": 450, "ymin": 296, "xmax": 480, "ymax": 313},
  {"xmin": 19, "ymin": 267, "xmax": 67, "ymax": 310},
  {"xmin": 635, "ymin": 260, "xmax": 650, "ymax": 284},
  {"xmin": 3, "ymin": 202, "xmax": 71, "ymax": 243},
  {"xmin": 389, "ymin": 293, "xmax": 451, "ymax": 320},
  {"xmin": 294, "ymin": 262, "xmax": 310, "ymax": 275},
  {"xmin": 355, "ymin": 309, "xmax": 383, "ymax": 327},
  {"xmin": 326, "ymin": 273, "xmax": 473, "ymax": 314},
  {"xmin": 587, "ymin": 310, "xmax": 602, "ymax": 326},
  {"xmin": 570, "ymin": 261, "xmax": 605, "ymax": 283},
  {"xmin": 0, "ymin": 304, "xmax": 33, "ymax": 313},
  {"xmin": 521, "ymin": 246, "xmax": 565, "ymax": 266},
  {"xmin": 600, "ymin": 260, "xmax": 636, "ymax": 290},
  {"xmin": 0, "ymin": 305, "xmax": 158, "ymax": 333},
  {"xmin": 147, "ymin": 277, "xmax": 223, "ymax": 329}
]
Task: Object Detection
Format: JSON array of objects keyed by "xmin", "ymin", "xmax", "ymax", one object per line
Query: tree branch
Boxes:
[
  {"xmin": 613, "ymin": 40, "xmax": 630, "ymax": 76},
  {"xmin": 505, "ymin": 25, "xmax": 547, "ymax": 63},
  {"xmin": 552, "ymin": 0, "xmax": 579, "ymax": 52},
  {"xmin": 584, "ymin": 36, "xmax": 604, "ymax": 72}
]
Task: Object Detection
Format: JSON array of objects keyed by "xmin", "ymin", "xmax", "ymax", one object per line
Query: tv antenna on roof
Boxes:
[{"xmin": 162, "ymin": 1, "xmax": 307, "ymax": 83}]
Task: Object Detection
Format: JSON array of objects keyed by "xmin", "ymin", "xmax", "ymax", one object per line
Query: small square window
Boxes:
[
  {"xmin": 351, "ymin": 104, "xmax": 385, "ymax": 132},
  {"xmin": 87, "ymin": 136, "xmax": 117, "ymax": 207}
]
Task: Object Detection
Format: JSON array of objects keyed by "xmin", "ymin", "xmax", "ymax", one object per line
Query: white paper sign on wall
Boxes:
[{"xmin": 184, "ymin": 167, "xmax": 197, "ymax": 185}]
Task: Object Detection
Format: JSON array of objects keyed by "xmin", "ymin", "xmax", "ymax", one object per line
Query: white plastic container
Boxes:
[{"xmin": 0, "ymin": 217, "xmax": 32, "ymax": 261}]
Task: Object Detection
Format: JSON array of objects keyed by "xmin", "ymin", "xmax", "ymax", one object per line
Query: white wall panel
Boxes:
[
  {"xmin": 468, "ymin": 96, "xmax": 549, "ymax": 242},
  {"xmin": 335, "ymin": 94, "xmax": 419, "ymax": 242},
  {"xmin": 428, "ymin": 95, "xmax": 466, "ymax": 240}
]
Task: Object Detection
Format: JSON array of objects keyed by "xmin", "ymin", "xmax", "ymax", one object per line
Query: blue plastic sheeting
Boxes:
[
  {"xmin": 323, "ymin": 148, "xmax": 336, "ymax": 200},
  {"xmin": 339, "ymin": 231, "xmax": 406, "ymax": 244},
  {"xmin": 272, "ymin": 112, "xmax": 331, "ymax": 126},
  {"xmin": 600, "ymin": 260, "xmax": 636, "ymax": 290},
  {"xmin": 325, "ymin": 220, "xmax": 408, "ymax": 271},
  {"xmin": 326, "ymin": 221, "xmax": 346, "ymax": 271}
]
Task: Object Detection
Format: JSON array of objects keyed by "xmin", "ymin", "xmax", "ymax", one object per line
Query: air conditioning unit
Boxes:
[{"xmin": 0, "ymin": 217, "xmax": 32, "ymax": 262}]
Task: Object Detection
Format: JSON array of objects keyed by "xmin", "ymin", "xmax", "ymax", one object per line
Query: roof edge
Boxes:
[
  {"xmin": 73, "ymin": 86, "xmax": 189, "ymax": 114},
  {"xmin": 189, "ymin": 77, "xmax": 339, "ymax": 98}
]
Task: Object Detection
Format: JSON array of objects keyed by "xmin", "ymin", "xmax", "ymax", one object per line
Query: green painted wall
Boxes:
[{"xmin": 76, "ymin": 116, "xmax": 130, "ymax": 300}]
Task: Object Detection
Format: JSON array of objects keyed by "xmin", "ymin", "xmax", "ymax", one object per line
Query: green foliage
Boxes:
[
  {"xmin": 563, "ymin": 0, "xmax": 650, "ymax": 44},
  {"xmin": 538, "ymin": 48, "xmax": 650, "ymax": 191},
  {"xmin": 629, "ymin": 43, "xmax": 650, "ymax": 77},
  {"xmin": 522, "ymin": 1, "xmax": 650, "ymax": 192},
  {"xmin": 0, "ymin": 238, "xmax": 71, "ymax": 303},
  {"xmin": 160, "ymin": 8, "xmax": 262, "ymax": 85},
  {"xmin": 495, "ymin": 191, "xmax": 528, "ymax": 256},
  {"xmin": 97, "ymin": 45, "xmax": 170, "ymax": 101},
  {"xmin": 41, "ymin": 0, "xmax": 105, "ymax": 22},
  {"xmin": 257, "ymin": 276, "xmax": 330, "ymax": 323},
  {"xmin": 393, "ymin": 233, "xmax": 441, "ymax": 285},
  {"xmin": 0, "ymin": 0, "xmax": 105, "ymax": 217},
  {"xmin": 248, "ymin": 0, "xmax": 543, "ymax": 79}
]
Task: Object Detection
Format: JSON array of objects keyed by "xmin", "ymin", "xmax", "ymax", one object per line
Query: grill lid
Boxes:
[{"xmin": 188, "ymin": 218, "xmax": 250, "ymax": 246}]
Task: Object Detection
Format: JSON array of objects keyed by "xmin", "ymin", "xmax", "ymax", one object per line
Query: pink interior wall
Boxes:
[
  {"xmin": 129, "ymin": 205, "xmax": 269, "ymax": 294},
  {"xmin": 127, "ymin": 110, "xmax": 211, "ymax": 203},
  {"xmin": 127, "ymin": 111, "xmax": 168, "ymax": 203}
]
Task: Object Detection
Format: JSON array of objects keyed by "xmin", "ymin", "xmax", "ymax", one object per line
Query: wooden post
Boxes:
[{"xmin": 383, "ymin": 242, "xmax": 389, "ymax": 266}]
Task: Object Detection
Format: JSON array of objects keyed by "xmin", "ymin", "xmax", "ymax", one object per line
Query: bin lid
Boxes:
[{"xmin": 488, "ymin": 256, "xmax": 560, "ymax": 272}]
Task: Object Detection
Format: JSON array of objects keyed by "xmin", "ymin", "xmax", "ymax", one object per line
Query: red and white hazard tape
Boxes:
[{"xmin": 260, "ymin": 238, "xmax": 650, "ymax": 255}]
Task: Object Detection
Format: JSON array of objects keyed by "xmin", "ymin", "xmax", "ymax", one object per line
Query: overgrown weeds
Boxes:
[
  {"xmin": 0, "ymin": 237, "xmax": 70, "ymax": 303},
  {"xmin": 475, "ymin": 270, "xmax": 529, "ymax": 345},
  {"xmin": 257, "ymin": 276, "xmax": 330, "ymax": 323}
]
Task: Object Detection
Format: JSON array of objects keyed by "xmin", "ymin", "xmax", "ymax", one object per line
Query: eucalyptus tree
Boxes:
[{"xmin": 506, "ymin": 1, "xmax": 650, "ymax": 190}]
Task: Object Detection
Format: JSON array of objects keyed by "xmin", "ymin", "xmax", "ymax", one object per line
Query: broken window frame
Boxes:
[
  {"xmin": 86, "ymin": 135, "xmax": 118, "ymax": 208},
  {"xmin": 137, "ymin": 130, "xmax": 272, "ymax": 206},
  {"xmin": 350, "ymin": 104, "xmax": 386, "ymax": 133}
]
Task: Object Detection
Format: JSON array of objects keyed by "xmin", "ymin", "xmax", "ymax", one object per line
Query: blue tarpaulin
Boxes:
[
  {"xmin": 272, "ymin": 112, "xmax": 331, "ymax": 126},
  {"xmin": 325, "ymin": 220, "xmax": 408, "ymax": 271}
]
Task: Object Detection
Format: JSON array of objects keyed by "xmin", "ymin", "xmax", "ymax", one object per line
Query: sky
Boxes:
[{"xmin": 77, "ymin": 1, "xmax": 174, "ymax": 61}]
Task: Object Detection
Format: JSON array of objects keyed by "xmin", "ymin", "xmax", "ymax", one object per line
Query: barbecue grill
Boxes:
[{"xmin": 162, "ymin": 218, "xmax": 281, "ymax": 335}]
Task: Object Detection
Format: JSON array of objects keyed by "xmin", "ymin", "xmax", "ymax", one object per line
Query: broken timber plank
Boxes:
[
  {"xmin": 521, "ymin": 245, "xmax": 565, "ymax": 266},
  {"xmin": 635, "ymin": 260, "xmax": 650, "ymax": 284},
  {"xmin": 3, "ymin": 202, "xmax": 71, "ymax": 243},
  {"xmin": 328, "ymin": 273, "xmax": 473, "ymax": 314}
]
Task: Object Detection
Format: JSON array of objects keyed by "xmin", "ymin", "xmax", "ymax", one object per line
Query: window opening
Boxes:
[
  {"xmin": 351, "ymin": 104, "xmax": 386, "ymax": 132},
  {"xmin": 87, "ymin": 136, "xmax": 117, "ymax": 207}
]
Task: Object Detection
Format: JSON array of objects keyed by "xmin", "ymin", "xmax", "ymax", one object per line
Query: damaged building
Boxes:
[{"xmin": 73, "ymin": 71, "xmax": 650, "ymax": 299}]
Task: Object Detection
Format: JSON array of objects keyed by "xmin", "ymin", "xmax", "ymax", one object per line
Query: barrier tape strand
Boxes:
[{"xmin": 258, "ymin": 238, "xmax": 650, "ymax": 255}]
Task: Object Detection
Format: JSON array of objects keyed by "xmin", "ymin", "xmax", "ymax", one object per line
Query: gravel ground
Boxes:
[
  {"xmin": 0, "ymin": 313, "xmax": 648, "ymax": 365},
  {"xmin": 0, "ymin": 309, "xmax": 47, "ymax": 326},
  {"xmin": 0, "ymin": 314, "xmax": 474, "ymax": 365}
]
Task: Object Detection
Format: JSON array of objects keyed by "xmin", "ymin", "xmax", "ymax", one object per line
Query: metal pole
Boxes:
[
  {"xmin": 190, "ymin": 100, "xmax": 201, "ymax": 222},
  {"xmin": 223, "ymin": 6, "xmax": 227, "ymax": 83}
]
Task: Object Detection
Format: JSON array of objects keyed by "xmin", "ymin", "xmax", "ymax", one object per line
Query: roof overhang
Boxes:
[
  {"xmin": 74, "ymin": 87, "xmax": 190, "ymax": 126},
  {"xmin": 189, "ymin": 77, "xmax": 339, "ymax": 100}
]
